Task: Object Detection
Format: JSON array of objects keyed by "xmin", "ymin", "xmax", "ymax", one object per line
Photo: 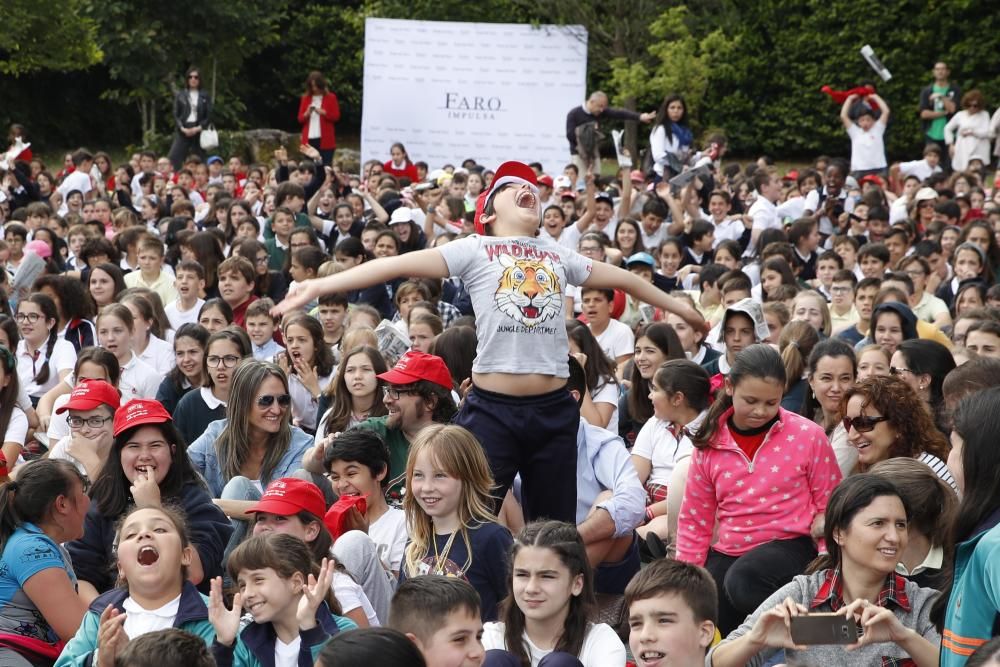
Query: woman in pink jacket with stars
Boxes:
[{"xmin": 676, "ymin": 344, "xmax": 842, "ymax": 634}]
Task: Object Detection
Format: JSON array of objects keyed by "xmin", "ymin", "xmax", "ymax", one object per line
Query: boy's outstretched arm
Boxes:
[
  {"xmin": 273, "ymin": 247, "xmax": 449, "ymax": 315},
  {"xmin": 584, "ymin": 261, "xmax": 707, "ymax": 332}
]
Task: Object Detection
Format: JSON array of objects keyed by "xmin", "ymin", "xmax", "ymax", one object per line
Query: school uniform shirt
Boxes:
[
  {"xmin": 119, "ymin": 353, "xmax": 162, "ymax": 400},
  {"xmin": 847, "ymin": 121, "xmax": 888, "ymax": 171},
  {"xmin": 592, "ymin": 318, "xmax": 634, "ymax": 362},
  {"xmin": 713, "ymin": 217, "xmax": 746, "ymax": 247},
  {"xmin": 252, "ymin": 338, "xmax": 285, "ymax": 361},
  {"xmin": 59, "ymin": 319, "xmax": 97, "ymax": 353},
  {"xmin": 803, "ymin": 187, "xmax": 854, "ymax": 237},
  {"xmin": 173, "ymin": 386, "xmax": 227, "ymax": 449},
  {"xmin": 137, "ymin": 334, "xmax": 175, "ymax": 375},
  {"xmin": 829, "ymin": 306, "xmax": 859, "ymax": 335},
  {"xmin": 632, "ymin": 411, "xmax": 707, "ymax": 487},
  {"xmin": 166, "ymin": 298, "xmax": 205, "ymax": 331},
  {"xmin": 122, "ymin": 593, "xmax": 181, "ymax": 638},
  {"xmin": 368, "ymin": 507, "xmax": 407, "ymax": 574},
  {"xmin": 912, "ymin": 290, "xmax": 950, "ymax": 323},
  {"xmin": 16, "ymin": 338, "xmax": 76, "ymax": 399},
  {"xmin": 576, "ymin": 420, "xmax": 645, "ymax": 537},
  {"xmin": 332, "ymin": 571, "xmax": 379, "ymax": 626},
  {"xmin": 898, "ymin": 158, "xmax": 942, "ymax": 182},
  {"xmin": 591, "ymin": 379, "xmax": 620, "ymax": 437},
  {"xmin": 124, "ymin": 269, "xmax": 178, "ymax": 307},
  {"xmin": 399, "ymin": 521, "xmax": 513, "ymax": 622},
  {"xmin": 287, "ymin": 371, "xmax": 333, "ymax": 433},
  {"xmin": 748, "ymin": 196, "xmax": 779, "ymax": 235},
  {"xmin": 482, "ymin": 622, "xmax": 626, "ymax": 667}
]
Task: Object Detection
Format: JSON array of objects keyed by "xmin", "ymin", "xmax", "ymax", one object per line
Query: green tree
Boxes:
[
  {"xmin": 82, "ymin": 1, "xmax": 288, "ymax": 143},
  {"xmin": 1, "ymin": 0, "xmax": 101, "ymax": 75}
]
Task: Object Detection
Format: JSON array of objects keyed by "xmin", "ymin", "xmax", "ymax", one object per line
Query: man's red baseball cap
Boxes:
[
  {"xmin": 377, "ymin": 350, "xmax": 453, "ymax": 391},
  {"xmin": 113, "ymin": 399, "xmax": 172, "ymax": 437},
  {"xmin": 474, "ymin": 161, "xmax": 539, "ymax": 234},
  {"xmin": 246, "ymin": 478, "xmax": 326, "ymax": 518},
  {"xmin": 56, "ymin": 379, "xmax": 120, "ymax": 415},
  {"xmin": 537, "ymin": 174, "xmax": 554, "ymax": 188}
]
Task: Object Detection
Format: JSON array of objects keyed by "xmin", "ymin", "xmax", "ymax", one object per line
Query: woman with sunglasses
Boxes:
[
  {"xmin": 187, "ymin": 359, "xmax": 315, "ymax": 546},
  {"xmin": 167, "ymin": 66, "xmax": 212, "ymax": 171},
  {"xmin": 66, "ymin": 399, "xmax": 232, "ymax": 602},
  {"xmin": 173, "ymin": 327, "xmax": 252, "ymax": 447},
  {"xmin": 841, "ymin": 375, "xmax": 955, "ymax": 488},
  {"xmin": 943, "ymin": 89, "xmax": 992, "ymax": 173}
]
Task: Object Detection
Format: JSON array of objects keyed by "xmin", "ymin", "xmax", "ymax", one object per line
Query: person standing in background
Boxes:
[
  {"xmin": 566, "ymin": 91, "xmax": 655, "ymax": 177},
  {"xmin": 168, "ymin": 67, "xmax": 212, "ymax": 171},
  {"xmin": 918, "ymin": 61, "xmax": 961, "ymax": 172},
  {"xmin": 298, "ymin": 71, "xmax": 341, "ymax": 167}
]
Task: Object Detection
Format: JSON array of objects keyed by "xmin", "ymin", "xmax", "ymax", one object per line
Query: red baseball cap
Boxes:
[
  {"xmin": 56, "ymin": 379, "xmax": 120, "ymax": 415},
  {"xmin": 113, "ymin": 399, "xmax": 172, "ymax": 437},
  {"xmin": 377, "ymin": 350, "xmax": 453, "ymax": 390},
  {"xmin": 473, "ymin": 161, "xmax": 539, "ymax": 234},
  {"xmin": 859, "ymin": 174, "xmax": 886, "ymax": 188},
  {"xmin": 537, "ymin": 174, "xmax": 554, "ymax": 188},
  {"xmin": 246, "ymin": 477, "xmax": 326, "ymax": 518}
]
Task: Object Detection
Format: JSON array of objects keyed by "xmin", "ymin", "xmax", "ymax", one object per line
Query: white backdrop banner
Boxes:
[{"xmin": 361, "ymin": 18, "xmax": 588, "ymax": 174}]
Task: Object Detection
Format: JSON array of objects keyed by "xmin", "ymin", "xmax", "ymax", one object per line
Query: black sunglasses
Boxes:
[
  {"xmin": 257, "ymin": 393, "xmax": 291, "ymax": 408},
  {"xmin": 843, "ymin": 415, "xmax": 889, "ymax": 433}
]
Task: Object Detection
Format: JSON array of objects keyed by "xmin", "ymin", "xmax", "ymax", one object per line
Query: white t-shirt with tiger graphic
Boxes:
[{"xmin": 437, "ymin": 234, "xmax": 593, "ymax": 378}]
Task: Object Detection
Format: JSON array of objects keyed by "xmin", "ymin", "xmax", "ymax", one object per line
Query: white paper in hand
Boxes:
[{"xmin": 611, "ymin": 130, "xmax": 633, "ymax": 169}]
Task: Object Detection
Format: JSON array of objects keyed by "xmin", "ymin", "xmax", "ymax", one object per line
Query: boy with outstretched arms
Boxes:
[{"xmin": 276, "ymin": 161, "xmax": 706, "ymax": 523}]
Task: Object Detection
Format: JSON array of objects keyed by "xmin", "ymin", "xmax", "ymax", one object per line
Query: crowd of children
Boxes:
[{"xmin": 1, "ymin": 65, "xmax": 1000, "ymax": 666}]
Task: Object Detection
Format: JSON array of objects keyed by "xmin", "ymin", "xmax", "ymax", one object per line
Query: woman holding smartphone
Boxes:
[
  {"xmin": 297, "ymin": 70, "xmax": 340, "ymax": 167},
  {"xmin": 708, "ymin": 474, "xmax": 940, "ymax": 667}
]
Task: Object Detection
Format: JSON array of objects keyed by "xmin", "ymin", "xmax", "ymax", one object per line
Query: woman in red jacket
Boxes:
[
  {"xmin": 382, "ymin": 142, "xmax": 420, "ymax": 183},
  {"xmin": 298, "ymin": 71, "xmax": 341, "ymax": 167}
]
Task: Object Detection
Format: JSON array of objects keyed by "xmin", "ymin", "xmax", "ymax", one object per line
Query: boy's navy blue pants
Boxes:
[{"xmin": 454, "ymin": 384, "xmax": 579, "ymax": 523}]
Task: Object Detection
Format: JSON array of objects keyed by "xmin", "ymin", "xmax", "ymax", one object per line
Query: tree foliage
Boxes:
[
  {"xmin": 0, "ymin": 0, "xmax": 102, "ymax": 75},
  {"xmin": 5, "ymin": 0, "xmax": 1000, "ymax": 159}
]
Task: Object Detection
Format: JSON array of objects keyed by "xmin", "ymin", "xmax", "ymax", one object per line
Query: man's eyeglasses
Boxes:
[
  {"xmin": 206, "ymin": 355, "xmax": 241, "ymax": 368},
  {"xmin": 383, "ymin": 386, "xmax": 417, "ymax": 400},
  {"xmin": 68, "ymin": 415, "xmax": 113, "ymax": 429},
  {"xmin": 843, "ymin": 415, "xmax": 889, "ymax": 433},
  {"xmin": 257, "ymin": 394, "xmax": 291, "ymax": 408}
]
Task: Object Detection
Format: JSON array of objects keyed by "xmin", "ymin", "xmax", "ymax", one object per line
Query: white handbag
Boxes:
[{"xmin": 200, "ymin": 125, "xmax": 219, "ymax": 150}]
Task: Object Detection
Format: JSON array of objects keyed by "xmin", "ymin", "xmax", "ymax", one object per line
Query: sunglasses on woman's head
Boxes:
[
  {"xmin": 843, "ymin": 414, "xmax": 889, "ymax": 433},
  {"xmin": 256, "ymin": 394, "xmax": 291, "ymax": 408}
]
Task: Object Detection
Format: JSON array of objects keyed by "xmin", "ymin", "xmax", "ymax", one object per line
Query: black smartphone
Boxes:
[{"xmin": 790, "ymin": 613, "xmax": 859, "ymax": 645}]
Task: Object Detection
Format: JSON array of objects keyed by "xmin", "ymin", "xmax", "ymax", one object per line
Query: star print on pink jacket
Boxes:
[{"xmin": 675, "ymin": 407, "xmax": 842, "ymax": 566}]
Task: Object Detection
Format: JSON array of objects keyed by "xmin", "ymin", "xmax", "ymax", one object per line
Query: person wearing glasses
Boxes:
[
  {"xmin": 944, "ymin": 89, "xmax": 993, "ymax": 173},
  {"xmin": 66, "ymin": 399, "xmax": 232, "ymax": 602},
  {"xmin": 187, "ymin": 359, "xmax": 315, "ymax": 547},
  {"xmin": 302, "ymin": 350, "xmax": 456, "ymax": 502},
  {"xmin": 173, "ymin": 327, "xmax": 252, "ymax": 447},
  {"xmin": 168, "ymin": 66, "xmax": 212, "ymax": 171},
  {"xmin": 46, "ymin": 379, "xmax": 118, "ymax": 481},
  {"xmin": 841, "ymin": 375, "xmax": 955, "ymax": 489}
]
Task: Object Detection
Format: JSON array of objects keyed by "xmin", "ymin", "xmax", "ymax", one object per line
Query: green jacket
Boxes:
[
  {"xmin": 55, "ymin": 582, "xmax": 215, "ymax": 667},
  {"xmin": 211, "ymin": 602, "xmax": 355, "ymax": 667}
]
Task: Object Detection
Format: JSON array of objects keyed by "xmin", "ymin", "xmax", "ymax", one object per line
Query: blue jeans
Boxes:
[{"xmin": 221, "ymin": 475, "xmax": 262, "ymax": 563}]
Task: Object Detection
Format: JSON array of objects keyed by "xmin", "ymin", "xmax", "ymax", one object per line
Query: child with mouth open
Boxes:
[
  {"xmin": 56, "ymin": 506, "xmax": 216, "ymax": 667},
  {"xmin": 274, "ymin": 160, "xmax": 706, "ymax": 524}
]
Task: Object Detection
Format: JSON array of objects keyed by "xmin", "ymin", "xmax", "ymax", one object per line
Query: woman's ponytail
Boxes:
[{"xmin": 0, "ymin": 460, "xmax": 81, "ymax": 554}]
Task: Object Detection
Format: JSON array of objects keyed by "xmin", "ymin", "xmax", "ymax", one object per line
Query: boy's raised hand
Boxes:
[{"xmin": 208, "ymin": 576, "xmax": 243, "ymax": 647}]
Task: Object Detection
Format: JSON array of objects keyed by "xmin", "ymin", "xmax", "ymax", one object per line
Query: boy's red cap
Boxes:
[
  {"xmin": 474, "ymin": 161, "xmax": 539, "ymax": 234},
  {"xmin": 246, "ymin": 478, "xmax": 326, "ymax": 518}
]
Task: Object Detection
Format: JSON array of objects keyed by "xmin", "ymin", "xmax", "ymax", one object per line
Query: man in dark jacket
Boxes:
[{"xmin": 565, "ymin": 91, "xmax": 655, "ymax": 176}]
